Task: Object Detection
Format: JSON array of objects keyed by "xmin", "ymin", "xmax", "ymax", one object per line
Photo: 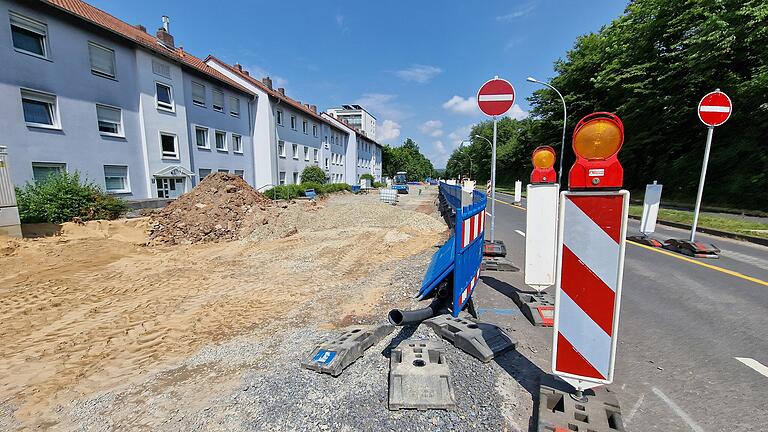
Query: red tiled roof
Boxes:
[{"xmin": 41, "ymin": 0, "xmax": 252, "ymax": 95}]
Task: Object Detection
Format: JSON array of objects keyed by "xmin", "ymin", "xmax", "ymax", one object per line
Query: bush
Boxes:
[
  {"xmin": 360, "ymin": 173, "xmax": 375, "ymax": 182},
  {"xmin": 264, "ymin": 182, "xmax": 352, "ymax": 200},
  {"xmin": 15, "ymin": 171, "xmax": 129, "ymax": 224},
  {"xmin": 300, "ymin": 165, "xmax": 327, "ymax": 184},
  {"xmin": 372, "ymin": 181, "xmax": 385, "ymax": 188}
]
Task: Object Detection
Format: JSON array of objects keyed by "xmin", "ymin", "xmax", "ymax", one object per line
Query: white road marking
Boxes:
[
  {"xmin": 626, "ymin": 393, "xmax": 645, "ymax": 422},
  {"xmin": 735, "ymin": 357, "xmax": 768, "ymax": 378},
  {"xmin": 515, "ymin": 230, "xmax": 526, "ymax": 237},
  {"xmin": 652, "ymin": 387, "xmax": 705, "ymax": 432}
]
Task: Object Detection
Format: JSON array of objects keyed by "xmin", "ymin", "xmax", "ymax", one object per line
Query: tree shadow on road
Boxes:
[
  {"xmin": 494, "ymin": 349, "xmax": 546, "ymax": 432},
  {"xmin": 482, "ymin": 275, "xmax": 529, "ymax": 301}
]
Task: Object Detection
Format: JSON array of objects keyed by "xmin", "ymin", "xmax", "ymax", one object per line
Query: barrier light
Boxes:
[
  {"xmin": 569, "ymin": 112, "xmax": 624, "ymax": 189},
  {"xmin": 530, "ymin": 145, "xmax": 557, "ymax": 184}
]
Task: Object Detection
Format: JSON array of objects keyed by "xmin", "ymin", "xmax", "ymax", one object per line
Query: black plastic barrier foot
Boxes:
[
  {"xmin": 627, "ymin": 234, "xmax": 663, "ymax": 247},
  {"xmin": 538, "ymin": 374, "xmax": 625, "ymax": 432},
  {"xmin": 302, "ymin": 324, "xmax": 394, "ymax": 376},
  {"xmin": 483, "ymin": 240, "xmax": 507, "ymax": 257},
  {"xmin": 424, "ymin": 313, "xmax": 516, "ymax": 363},
  {"xmin": 511, "ymin": 291, "xmax": 555, "ymax": 327},
  {"xmin": 663, "ymin": 239, "xmax": 720, "ymax": 258},
  {"xmin": 481, "ymin": 257, "xmax": 519, "ymax": 272}
]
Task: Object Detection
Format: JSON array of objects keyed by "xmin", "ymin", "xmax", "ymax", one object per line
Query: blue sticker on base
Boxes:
[{"xmin": 312, "ymin": 349, "xmax": 337, "ymax": 366}]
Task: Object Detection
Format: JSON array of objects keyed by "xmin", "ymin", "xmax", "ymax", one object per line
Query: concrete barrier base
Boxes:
[
  {"xmin": 424, "ymin": 313, "xmax": 516, "ymax": 363},
  {"xmin": 388, "ymin": 338, "xmax": 456, "ymax": 411},
  {"xmin": 512, "ymin": 291, "xmax": 555, "ymax": 327},
  {"xmin": 302, "ymin": 324, "xmax": 394, "ymax": 376},
  {"xmin": 538, "ymin": 374, "xmax": 625, "ymax": 432},
  {"xmin": 481, "ymin": 257, "xmax": 518, "ymax": 272}
]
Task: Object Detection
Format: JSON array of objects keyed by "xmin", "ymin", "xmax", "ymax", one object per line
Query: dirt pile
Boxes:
[{"xmin": 149, "ymin": 173, "xmax": 273, "ymax": 245}]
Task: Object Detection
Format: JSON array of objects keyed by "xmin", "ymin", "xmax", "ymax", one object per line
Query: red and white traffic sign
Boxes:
[
  {"xmin": 477, "ymin": 77, "xmax": 515, "ymax": 116},
  {"xmin": 698, "ymin": 90, "xmax": 732, "ymax": 127},
  {"xmin": 552, "ymin": 191, "xmax": 629, "ymax": 391}
]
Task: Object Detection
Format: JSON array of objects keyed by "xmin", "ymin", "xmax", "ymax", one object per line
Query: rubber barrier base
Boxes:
[
  {"xmin": 538, "ymin": 374, "xmax": 625, "ymax": 432},
  {"xmin": 388, "ymin": 338, "xmax": 456, "ymax": 411},
  {"xmin": 302, "ymin": 324, "xmax": 394, "ymax": 376},
  {"xmin": 481, "ymin": 257, "xmax": 519, "ymax": 272},
  {"xmin": 424, "ymin": 313, "xmax": 516, "ymax": 363},
  {"xmin": 484, "ymin": 240, "xmax": 507, "ymax": 257},
  {"xmin": 663, "ymin": 239, "xmax": 720, "ymax": 259},
  {"xmin": 512, "ymin": 291, "xmax": 555, "ymax": 327},
  {"xmin": 627, "ymin": 234, "xmax": 663, "ymax": 247}
]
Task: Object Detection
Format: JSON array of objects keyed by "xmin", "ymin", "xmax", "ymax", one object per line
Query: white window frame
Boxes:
[
  {"xmin": 279, "ymin": 171, "xmax": 286, "ymax": 185},
  {"xmin": 312, "ymin": 124, "xmax": 318, "ymax": 137},
  {"xmin": 233, "ymin": 134, "xmax": 243, "ymax": 154},
  {"xmin": 314, "ymin": 149, "xmax": 319, "ymax": 163},
  {"xmin": 218, "ymin": 169, "xmax": 229, "ymax": 173},
  {"xmin": 155, "ymin": 81, "xmax": 174, "ymax": 111},
  {"xmin": 292, "ymin": 143, "xmax": 299, "ymax": 159},
  {"xmin": 31, "ymin": 162, "xmax": 66, "ymax": 182},
  {"xmin": 191, "ymin": 81, "xmax": 206, "ymax": 107},
  {"xmin": 276, "ymin": 110, "xmax": 283, "ymax": 126},
  {"xmin": 88, "ymin": 41, "xmax": 116, "ymax": 79},
  {"xmin": 159, "ymin": 132, "xmax": 179, "ymax": 159},
  {"xmin": 278, "ymin": 140, "xmax": 286, "ymax": 158},
  {"xmin": 9, "ymin": 12, "xmax": 49, "ymax": 60},
  {"xmin": 214, "ymin": 130, "xmax": 227, "ymax": 151},
  {"xmin": 234, "ymin": 169, "xmax": 244, "ymax": 178},
  {"xmin": 302, "ymin": 120, "xmax": 308, "ymax": 134},
  {"xmin": 96, "ymin": 103, "xmax": 123, "ymax": 137},
  {"xmin": 304, "ymin": 146, "xmax": 309, "ymax": 161},
  {"xmin": 230, "ymin": 96, "xmax": 240, "ymax": 117},
  {"xmin": 199, "ymin": 168, "xmax": 212, "ymax": 180},
  {"xmin": 103, "ymin": 165, "xmax": 130, "ymax": 194},
  {"xmin": 195, "ymin": 126, "xmax": 209, "ymax": 149},
  {"xmin": 20, "ymin": 88, "xmax": 59, "ymax": 129},
  {"xmin": 290, "ymin": 115, "xmax": 297, "ymax": 130},
  {"xmin": 212, "ymin": 88, "xmax": 224, "ymax": 112},
  {"xmin": 292, "ymin": 172, "xmax": 299, "ymax": 184}
]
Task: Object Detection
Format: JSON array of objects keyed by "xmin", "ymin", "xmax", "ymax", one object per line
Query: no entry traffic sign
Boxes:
[
  {"xmin": 698, "ymin": 90, "xmax": 732, "ymax": 127},
  {"xmin": 477, "ymin": 77, "xmax": 515, "ymax": 117}
]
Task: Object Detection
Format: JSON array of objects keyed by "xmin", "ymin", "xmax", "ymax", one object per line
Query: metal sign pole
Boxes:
[
  {"xmin": 490, "ymin": 116, "xmax": 498, "ymax": 242},
  {"xmin": 690, "ymin": 126, "xmax": 714, "ymax": 242}
]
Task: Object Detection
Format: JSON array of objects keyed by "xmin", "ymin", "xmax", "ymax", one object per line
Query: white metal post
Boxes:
[
  {"xmin": 690, "ymin": 126, "xmax": 714, "ymax": 242},
  {"xmin": 490, "ymin": 117, "xmax": 498, "ymax": 242}
]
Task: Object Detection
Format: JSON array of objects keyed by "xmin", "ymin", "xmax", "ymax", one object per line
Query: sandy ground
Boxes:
[{"xmin": 0, "ymin": 188, "xmax": 447, "ymax": 430}]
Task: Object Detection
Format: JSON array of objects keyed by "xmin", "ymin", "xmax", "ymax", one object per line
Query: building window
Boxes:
[
  {"xmin": 230, "ymin": 97, "xmax": 240, "ymax": 117},
  {"xmin": 292, "ymin": 144, "xmax": 299, "ymax": 159},
  {"xmin": 96, "ymin": 104, "xmax": 122, "ymax": 136},
  {"xmin": 278, "ymin": 140, "xmax": 285, "ymax": 157},
  {"xmin": 195, "ymin": 126, "xmax": 209, "ymax": 148},
  {"xmin": 103, "ymin": 165, "xmax": 129, "ymax": 193},
  {"xmin": 279, "ymin": 171, "xmax": 286, "ymax": 185},
  {"xmin": 292, "ymin": 172, "xmax": 299, "ymax": 184},
  {"xmin": 215, "ymin": 131, "xmax": 227, "ymax": 151},
  {"xmin": 218, "ymin": 169, "xmax": 229, "ymax": 173},
  {"xmin": 155, "ymin": 82, "xmax": 173, "ymax": 111},
  {"xmin": 10, "ymin": 12, "xmax": 48, "ymax": 59},
  {"xmin": 152, "ymin": 59, "xmax": 171, "ymax": 78},
  {"xmin": 88, "ymin": 42, "xmax": 116, "ymax": 78},
  {"xmin": 234, "ymin": 169, "xmax": 244, "ymax": 178},
  {"xmin": 233, "ymin": 134, "xmax": 243, "ymax": 153},
  {"xmin": 324, "ymin": 158, "xmax": 329, "ymax": 169},
  {"xmin": 199, "ymin": 168, "xmax": 211, "ymax": 180},
  {"xmin": 21, "ymin": 88, "xmax": 58, "ymax": 129},
  {"xmin": 212, "ymin": 88, "xmax": 224, "ymax": 112},
  {"xmin": 32, "ymin": 162, "xmax": 65, "ymax": 183},
  {"xmin": 304, "ymin": 147, "xmax": 309, "ymax": 161},
  {"xmin": 314, "ymin": 149, "xmax": 319, "ymax": 162},
  {"xmin": 192, "ymin": 82, "xmax": 206, "ymax": 107},
  {"xmin": 313, "ymin": 124, "xmax": 318, "ymax": 137},
  {"xmin": 290, "ymin": 115, "xmax": 297, "ymax": 130},
  {"xmin": 302, "ymin": 120, "xmax": 308, "ymax": 134},
  {"xmin": 160, "ymin": 133, "xmax": 178, "ymax": 158},
  {"xmin": 276, "ymin": 110, "xmax": 283, "ymax": 125}
]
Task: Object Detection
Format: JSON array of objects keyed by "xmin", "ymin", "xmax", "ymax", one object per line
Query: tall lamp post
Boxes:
[
  {"xmin": 526, "ymin": 77, "xmax": 567, "ymax": 184},
  {"xmin": 459, "ymin": 139, "xmax": 472, "ymax": 179}
]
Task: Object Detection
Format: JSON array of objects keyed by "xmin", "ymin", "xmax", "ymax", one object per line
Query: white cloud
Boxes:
[
  {"xmin": 242, "ymin": 65, "xmax": 288, "ymax": 88},
  {"xmin": 507, "ymin": 104, "xmax": 529, "ymax": 120},
  {"xmin": 448, "ymin": 124, "xmax": 474, "ymax": 142},
  {"xmin": 442, "ymin": 95, "xmax": 480, "ymax": 115},
  {"xmin": 419, "ymin": 120, "xmax": 444, "ymax": 137},
  {"xmin": 496, "ymin": 3, "xmax": 537, "ymax": 21},
  {"xmin": 377, "ymin": 119, "xmax": 401, "ymax": 142},
  {"xmin": 431, "ymin": 139, "xmax": 463, "ymax": 168},
  {"xmin": 335, "ymin": 13, "xmax": 348, "ymax": 32},
  {"xmin": 354, "ymin": 93, "xmax": 406, "ymax": 121},
  {"xmin": 396, "ymin": 65, "xmax": 442, "ymax": 83}
]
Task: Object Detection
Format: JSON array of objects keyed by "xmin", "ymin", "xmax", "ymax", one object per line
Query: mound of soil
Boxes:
[{"xmin": 149, "ymin": 173, "xmax": 273, "ymax": 245}]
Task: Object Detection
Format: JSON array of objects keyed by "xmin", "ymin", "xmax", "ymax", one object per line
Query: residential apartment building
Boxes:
[
  {"xmin": 0, "ymin": 0, "xmax": 254, "ymax": 199},
  {"xmin": 327, "ymin": 104, "xmax": 377, "ymax": 140}
]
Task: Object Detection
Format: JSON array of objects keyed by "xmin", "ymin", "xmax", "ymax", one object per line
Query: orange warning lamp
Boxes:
[
  {"xmin": 530, "ymin": 145, "xmax": 557, "ymax": 183},
  {"xmin": 569, "ymin": 112, "xmax": 624, "ymax": 190}
]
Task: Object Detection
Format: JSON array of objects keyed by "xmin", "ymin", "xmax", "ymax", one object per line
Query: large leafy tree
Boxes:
[{"xmin": 383, "ymin": 138, "xmax": 437, "ymax": 181}]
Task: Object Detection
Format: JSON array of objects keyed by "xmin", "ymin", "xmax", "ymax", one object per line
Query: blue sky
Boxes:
[{"xmin": 89, "ymin": 0, "xmax": 627, "ymax": 168}]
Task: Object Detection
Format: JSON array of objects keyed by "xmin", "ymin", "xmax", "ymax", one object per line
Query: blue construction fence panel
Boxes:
[
  {"xmin": 451, "ymin": 193, "xmax": 487, "ymax": 316},
  {"xmin": 439, "ymin": 181, "xmax": 462, "ymax": 211},
  {"xmin": 418, "ymin": 236, "xmax": 455, "ymax": 299}
]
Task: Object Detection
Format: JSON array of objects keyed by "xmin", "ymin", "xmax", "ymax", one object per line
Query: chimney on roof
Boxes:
[
  {"xmin": 310, "ymin": 105, "xmax": 317, "ymax": 113},
  {"xmin": 156, "ymin": 16, "xmax": 175, "ymax": 48},
  {"xmin": 304, "ymin": 104, "xmax": 311, "ymax": 110},
  {"xmin": 234, "ymin": 63, "xmax": 242, "ymax": 71},
  {"xmin": 262, "ymin": 77, "xmax": 273, "ymax": 89},
  {"xmin": 277, "ymin": 87, "xmax": 285, "ymax": 96},
  {"xmin": 135, "ymin": 24, "xmax": 147, "ymax": 33}
]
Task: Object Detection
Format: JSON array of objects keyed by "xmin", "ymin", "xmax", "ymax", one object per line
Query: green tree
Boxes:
[
  {"xmin": 382, "ymin": 138, "xmax": 436, "ymax": 181},
  {"xmin": 300, "ymin": 165, "xmax": 327, "ymax": 184}
]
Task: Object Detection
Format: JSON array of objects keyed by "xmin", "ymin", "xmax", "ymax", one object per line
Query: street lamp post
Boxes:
[
  {"xmin": 459, "ymin": 139, "xmax": 472, "ymax": 179},
  {"xmin": 527, "ymin": 77, "xmax": 567, "ymax": 184}
]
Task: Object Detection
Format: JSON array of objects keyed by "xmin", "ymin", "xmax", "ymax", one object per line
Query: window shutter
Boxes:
[
  {"xmin": 192, "ymin": 82, "xmax": 206, "ymax": 105},
  {"xmin": 97, "ymin": 105, "xmax": 121, "ymax": 123},
  {"xmin": 213, "ymin": 89, "xmax": 224, "ymax": 109},
  {"xmin": 89, "ymin": 43, "xmax": 115, "ymax": 77},
  {"xmin": 104, "ymin": 165, "xmax": 127, "ymax": 178},
  {"xmin": 230, "ymin": 97, "xmax": 240, "ymax": 115}
]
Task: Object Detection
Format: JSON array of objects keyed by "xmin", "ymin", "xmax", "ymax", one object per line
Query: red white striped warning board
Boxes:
[
  {"xmin": 552, "ymin": 191, "xmax": 629, "ymax": 390},
  {"xmin": 459, "ymin": 267, "xmax": 481, "ymax": 306},
  {"xmin": 461, "ymin": 209, "xmax": 486, "ymax": 248}
]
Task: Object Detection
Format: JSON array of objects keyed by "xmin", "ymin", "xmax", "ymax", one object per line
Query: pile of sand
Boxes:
[{"xmin": 148, "ymin": 173, "xmax": 273, "ymax": 245}]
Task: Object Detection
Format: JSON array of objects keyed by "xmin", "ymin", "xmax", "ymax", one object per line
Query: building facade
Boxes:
[{"xmin": 326, "ymin": 105, "xmax": 377, "ymax": 141}]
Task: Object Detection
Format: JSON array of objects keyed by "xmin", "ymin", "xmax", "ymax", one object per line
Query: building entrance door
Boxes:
[{"xmin": 156, "ymin": 177, "xmax": 185, "ymax": 198}]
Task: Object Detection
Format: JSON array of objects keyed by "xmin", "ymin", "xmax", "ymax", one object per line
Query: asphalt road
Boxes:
[{"xmin": 475, "ymin": 190, "xmax": 768, "ymax": 432}]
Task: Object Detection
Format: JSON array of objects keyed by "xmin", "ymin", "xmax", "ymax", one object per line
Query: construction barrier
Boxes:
[{"xmin": 419, "ymin": 182, "xmax": 487, "ymax": 317}]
